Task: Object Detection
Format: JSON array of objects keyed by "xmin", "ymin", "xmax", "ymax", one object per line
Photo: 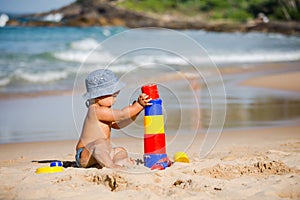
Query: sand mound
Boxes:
[{"xmin": 201, "ymin": 160, "xmax": 294, "ymax": 179}]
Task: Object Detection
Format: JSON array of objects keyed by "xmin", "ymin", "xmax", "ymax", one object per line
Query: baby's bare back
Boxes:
[{"xmin": 77, "ymin": 106, "xmax": 112, "ymax": 149}]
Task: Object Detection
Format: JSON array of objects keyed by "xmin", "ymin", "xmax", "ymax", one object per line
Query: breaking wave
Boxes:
[{"xmin": 1, "ymin": 27, "xmax": 300, "ymax": 93}]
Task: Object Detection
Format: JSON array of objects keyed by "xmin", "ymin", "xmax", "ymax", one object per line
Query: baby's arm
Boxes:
[
  {"xmin": 96, "ymin": 93, "xmax": 151, "ymax": 124},
  {"xmin": 112, "ymin": 94, "xmax": 152, "ymax": 129},
  {"xmin": 111, "ymin": 103, "xmax": 141, "ymax": 129}
]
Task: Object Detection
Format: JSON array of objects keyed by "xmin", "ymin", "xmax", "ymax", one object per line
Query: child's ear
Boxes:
[
  {"xmin": 85, "ymin": 100, "xmax": 90, "ymax": 108},
  {"xmin": 85, "ymin": 99, "xmax": 96, "ymax": 107}
]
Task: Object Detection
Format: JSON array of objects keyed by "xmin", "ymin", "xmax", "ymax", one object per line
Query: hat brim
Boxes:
[{"xmin": 82, "ymin": 81, "xmax": 125, "ymax": 100}]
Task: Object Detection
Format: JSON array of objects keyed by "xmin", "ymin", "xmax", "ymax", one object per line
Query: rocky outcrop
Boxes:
[
  {"xmin": 245, "ymin": 21, "xmax": 300, "ymax": 35},
  {"xmin": 6, "ymin": 0, "xmax": 300, "ymax": 35}
]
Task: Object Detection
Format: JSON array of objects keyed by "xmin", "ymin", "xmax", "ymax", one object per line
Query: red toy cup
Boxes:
[{"xmin": 141, "ymin": 83, "xmax": 159, "ymax": 100}]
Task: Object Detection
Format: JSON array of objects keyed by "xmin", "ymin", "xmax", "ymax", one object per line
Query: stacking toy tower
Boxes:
[{"xmin": 142, "ymin": 84, "xmax": 169, "ymax": 169}]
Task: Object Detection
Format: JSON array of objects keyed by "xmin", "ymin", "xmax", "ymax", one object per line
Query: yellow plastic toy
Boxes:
[
  {"xmin": 174, "ymin": 152, "xmax": 190, "ymax": 163},
  {"xmin": 35, "ymin": 166, "xmax": 64, "ymax": 174}
]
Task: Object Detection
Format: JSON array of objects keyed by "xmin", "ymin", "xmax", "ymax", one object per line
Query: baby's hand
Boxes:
[{"xmin": 138, "ymin": 93, "xmax": 152, "ymax": 107}]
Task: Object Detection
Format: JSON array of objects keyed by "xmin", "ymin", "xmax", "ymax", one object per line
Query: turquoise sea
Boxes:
[
  {"xmin": 0, "ymin": 26, "xmax": 300, "ymax": 143},
  {"xmin": 1, "ymin": 26, "xmax": 300, "ymax": 94}
]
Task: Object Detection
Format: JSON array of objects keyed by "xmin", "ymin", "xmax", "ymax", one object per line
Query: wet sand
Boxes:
[
  {"xmin": 2, "ymin": 62, "xmax": 300, "ymax": 144},
  {"xmin": 241, "ymin": 71, "xmax": 300, "ymax": 92}
]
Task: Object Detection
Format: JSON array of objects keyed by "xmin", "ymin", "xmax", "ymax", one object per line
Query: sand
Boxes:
[
  {"xmin": 1, "ymin": 65, "xmax": 300, "ymax": 199},
  {"xmin": 241, "ymin": 71, "xmax": 300, "ymax": 93},
  {"xmin": 0, "ymin": 124, "xmax": 299, "ymax": 200}
]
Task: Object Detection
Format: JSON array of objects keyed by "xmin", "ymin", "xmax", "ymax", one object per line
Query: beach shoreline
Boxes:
[
  {"xmin": 0, "ymin": 61, "xmax": 300, "ymax": 199},
  {"xmin": 0, "ymin": 61, "xmax": 299, "ymax": 100},
  {"xmin": 0, "ymin": 61, "xmax": 299, "ymax": 143}
]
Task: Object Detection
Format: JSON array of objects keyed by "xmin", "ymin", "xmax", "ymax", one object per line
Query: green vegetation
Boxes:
[{"xmin": 117, "ymin": 0, "xmax": 300, "ymax": 22}]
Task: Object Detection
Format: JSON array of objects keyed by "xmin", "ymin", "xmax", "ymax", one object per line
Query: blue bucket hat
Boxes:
[{"xmin": 83, "ymin": 69, "xmax": 125, "ymax": 100}]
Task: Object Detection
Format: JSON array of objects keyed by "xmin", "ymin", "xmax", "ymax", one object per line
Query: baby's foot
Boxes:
[{"xmin": 110, "ymin": 164, "xmax": 124, "ymax": 170}]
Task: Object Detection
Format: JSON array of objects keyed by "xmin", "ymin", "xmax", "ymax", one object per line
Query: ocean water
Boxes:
[
  {"xmin": 1, "ymin": 26, "xmax": 300, "ymax": 94},
  {"xmin": 0, "ymin": 26, "xmax": 300, "ymax": 144}
]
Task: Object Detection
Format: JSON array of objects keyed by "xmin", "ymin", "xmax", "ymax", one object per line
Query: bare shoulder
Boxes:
[
  {"xmin": 92, "ymin": 104, "xmax": 114, "ymax": 115},
  {"xmin": 87, "ymin": 104, "xmax": 116, "ymax": 122}
]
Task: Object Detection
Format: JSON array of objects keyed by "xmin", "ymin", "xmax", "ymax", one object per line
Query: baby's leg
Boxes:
[{"xmin": 87, "ymin": 139, "xmax": 123, "ymax": 169}]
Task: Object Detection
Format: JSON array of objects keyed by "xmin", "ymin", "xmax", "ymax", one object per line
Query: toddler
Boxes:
[{"xmin": 75, "ymin": 69, "xmax": 151, "ymax": 169}]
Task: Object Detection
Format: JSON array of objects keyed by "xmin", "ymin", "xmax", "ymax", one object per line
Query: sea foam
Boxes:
[
  {"xmin": 42, "ymin": 13, "xmax": 63, "ymax": 22},
  {"xmin": 70, "ymin": 38, "xmax": 99, "ymax": 51},
  {"xmin": 53, "ymin": 38, "xmax": 115, "ymax": 64},
  {"xmin": 15, "ymin": 70, "xmax": 70, "ymax": 83},
  {"xmin": 0, "ymin": 77, "xmax": 10, "ymax": 86},
  {"xmin": 210, "ymin": 51, "xmax": 300, "ymax": 64}
]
